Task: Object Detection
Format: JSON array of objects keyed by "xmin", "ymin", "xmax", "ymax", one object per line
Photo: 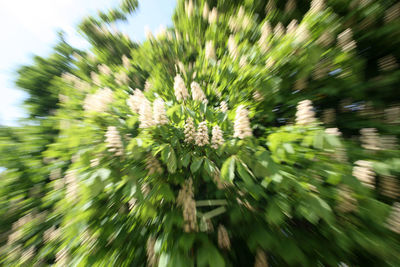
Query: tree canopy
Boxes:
[{"xmin": 1, "ymin": 0, "xmax": 400, "ymax": 266}]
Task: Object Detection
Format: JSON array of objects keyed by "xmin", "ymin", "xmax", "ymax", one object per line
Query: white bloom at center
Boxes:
[
  {"xmin": 295, "ymin": 99, "xmax": 316, "ymax": 125},
  {"xmin": 184, "ymin": 117, "xmax": 196, "ymax": 143},
  {"xmin": 139, "ymin": 100, "xmax": 155, "ymax": 128},
  {"xmin": 105, "ymin": 126, "xmax": 124, "ymax": 156},
  {"xmin": 195, "ymin": 121, "xmax": 209, "ymax": 146},
  {"xmin": 83, "ymin": 87, "xmax": 113, "ymax": 113},
  {"xmin": 228, "ymin": 35, "xmax": 239, "ymax": 60},
  {"xmin": 211, "ymin": 125, "xmax": 224, "ymax": 149},
  {"xmin": 191, "ymin": 81, "xmax": 207, "ymax": 103},
  {"xmin": 153, "ymin": 98, "xmax": 168, "ymax": 125},
  {"xmin": 353, "ymin": 160, "xmax": 375, "ymax": 189},
  {"xmin": 205, "ymin": 41, "xmax": 216, "ymax": 60},
  {"xmin": 127, "ymin": 89, "xmax": 146, "ymax": 113},
  {"xmin": 220, "ymin": 101, "xmax": 228, "ymax": 112},
  {"xmin": 234, "ymin": 105, "xmax": 252, "ymax": 139},
  {"xmin": 174, "ymin": 74, "xmax": 189, "ymax": 101}
]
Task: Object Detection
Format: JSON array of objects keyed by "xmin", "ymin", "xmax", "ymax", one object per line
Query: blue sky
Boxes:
[{"xmin": 0, "ymin": 0, "xmax": 176, "ymax": 125}]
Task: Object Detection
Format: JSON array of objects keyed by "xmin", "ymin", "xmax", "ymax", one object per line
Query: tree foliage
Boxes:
[{"xmin": 1, "ymin": 0, "xmax": 400, "ymax": 266}]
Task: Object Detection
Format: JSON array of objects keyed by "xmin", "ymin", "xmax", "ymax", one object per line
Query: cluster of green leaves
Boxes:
[{"xmin": 1, "ymin": 0, "xmax": 400, "ymax": 266}]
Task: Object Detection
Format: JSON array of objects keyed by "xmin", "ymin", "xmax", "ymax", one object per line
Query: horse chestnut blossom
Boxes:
[
  {"xmin": 177, "ymin": 178, "xmax": 198, "ymax": 232},
  {"xmin": 153, "ymin": 98, "xmax": 168, "ymax": 125},
  {"xmin": 195, "ymin": 121, "xmax": 209, "ymax": 146},
  {"xmin": 174, "ymin": 74, "xmax": 189, "ymax": 101},
  {"xmin": 205, "ymin": 40, "xmax": 216, "ymax": 60},
  {"xmin": 295, "ymin": 99, "xmax": 316, "ymax": 125},
  {"xmin": 211, "ymin": 125, "xmax": 224, "ymax": 149},
  {"xmin": 184, "ymin": 117, "xmax": 196, "ymax": 143},
  {"xmin": 127, "ymin": 89, "xmax": 146, "ymax": 113},
  {"xmin": 83, "ymin": 87, "xmax": 113, "ymax": 113},
  {"xmin": 105, "ymin": 126, "xmax": 124, "ymax": 156},
  {"xmin": 191, "ymin": 81, "xmax": 207, "ymax": 103},
  {"xmin": 353, "ymin": 160, "xmax": 375, "ymax": 189},
  {"xmin": 217, "ymin": 225, "xmax": 231, "ymax": 250},
  {"xmin": 219, "ymin": 101, "xmax": 228, "ymax": 112},
  {"xmin": 139, "ymin": 101, "xmax": 155, "ymax": 128},
  {"xmin": 233, "ymin": 105, "xmax": 252, "ymax": 139}
]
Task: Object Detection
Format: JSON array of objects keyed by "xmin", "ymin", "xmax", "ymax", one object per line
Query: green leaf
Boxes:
[
  {"xmin": 167, "ymin": 148, "xmax": 177, "ymax": 173},
  {"xmin": 221, "ymin": 156, "xmax": 235, "ymax": 182},
  {"xmin": 283, "ymin": 143, "xmax": 294, "ymax": 154},
  {"xmin": 236, "ymin": 160, "xmax": 253, "ymax": 185},
  {"xmin": 203, "ymin": 158, "xmax": 215, "ymax": 175},
  {"xmin": 313, "ymin": 131, "xmax": 324, "ymax": 149},
  {"xmin": 158, "ymin": 253, "xmax": 170, "ymax": 267},
  {"xmin": 190, "ymin": 157, "xmax": 203, "ymax": 173},
  {"xmin": 197, "ymin": 243, "xmax": 225, "ymax": 267},
  {"xmin": 97, "ymin": 168, "xmax": 111, "ymax": 181},
  {"xmin": 182, "ymin": 153, "xmax": 191, "ymax": 167},
  {"xmin": 266, "ymin": 200, "xmax": 285, "ymax": 225}
]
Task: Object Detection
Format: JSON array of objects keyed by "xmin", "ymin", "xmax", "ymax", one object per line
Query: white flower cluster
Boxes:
[
  {"xmin": 217, "ymin": 225, "xmax": 231, "ymax": 250},
  {"xmin": 139, "ymin": 100, "xmax": 155, "ymax": 128},
  {"xmin": 122, "ymin": 54, "xmax": 131, "ymax": 69},
  {"xmin": 195, "ymin": 121, "xmax": 209, "ymax": 146},
  {"xmin": 337, "ymin": 28, "xmax": 356, "ymax": 52},
  {"xmin": 381, "ymin": 175, "xmax": 400, "ymax": 199},
  {"xmin": 234, "ymin": 105, "xmax": 252, "ymax": 139},
  {"xmin": 258, "ymin": 21, "xmax": 271, "ymax": 52},
  {"xmin": 295, "ymin": 99, "xmax": 316, "ymax": 125},
  {"xmin": 83, "ymin": 87, "xmax": 113, "ymax": 113},
  {"xmin": 91, "ymin": 71, "xmax": 101, "ymax": 86},
  {"xmin": 105, "ymin": 126, "xmax": 124, "ymax": 156},
  {"xmin": 127, "ymin": 89, "xmax": 146, "ymax": 113},
  {"xmin": 353, "ymin": 160, "xmax": 375, "ymax": 189},
  {"xmin": 145, "ymin": 155, "xmax": 163, "ymax": 175},
  {"xmin": 177, "ymin": 178, "xmax": 198, "ymax": 232},
  {"xmin": 309, "ymin": 0, "xmax": 325, "ymax": 13},
  {"xmin": 385, "ymin": 106, "xmax": 400, "ymax": 124},
  {"xmin": 146, "ymin": 237, "xmax": 157, "ymax": 267},
  {"xmin": 254, "ymin": 249, "xmax": 268, "ymax": 267},
  {"xmin": 360, "ymin": 128, "xmax": 380, "ymax": 150},
  {"xmin": 285, "ymin": 0, "xmax": 296, "ymax": 12},
  {"xmin": 380, "ymin": 135, "xmax": 398, "ymax": 150},
  {"xmin": 228, "ymin": 6, "xmax": 252, "ymax": 33},
  {"xmin": 211, "ymin": 125, "xmax": 224, "ymax": 149},
  {"xmin": 228, "ymin": 35, "xmax": 239, "ymax": 60},
  {"xmin": 184, "ymin": 0, "xmax": 194, "ymax": 17},
  {"xmin": 220, "ymin": 101, "xmax": 228, "ymax": 112},
  {"xmin": 153, "ymin": 98, "xmax": 168, "ymax": 125},
  {"xmin": 50, "ymin": 168, "xmax": 61, "ymax": 180},
  {"xmin": 174, "ymin": 74, "xmax": 189, "ymax": 101},
  {"xmin": 115, "ymin": 71, "xmax": 130, "ymax": 86},
  {"xmin": 43, "ymin": 226, "xmax": 60, "ymax": 244},
  {"xmin": 205, "ymin": 40, "xmax": 216, "ymax": 61},
  {"xmin": 202, "ymin": 2, "xmax": 209, "ymax": 20},
  {"xmin": 208, "ymin": 7, "xmax": 218, "ymax": 24},
  {"xmin": 378, "ymin": 55, "xmax": 398, "ymax": 71},
  {"xmin": 336, "ymin": 185, "xmax": 357, "ymax": 213},
  {"xmin": 253, "ymin": 91, "xmax": 264, "ymax": 102},
  {"xmin": 384, "ymin": 2, "xmax": 400, "ymax": 24},
  {"xmin": 65, "ymin": 170, "xmax": 79, "ymax": 200},
  {"xmin": 325, "ymin": 128, "xmax": 342, "ymax": 136},
  {"xmin": 90, "ymin": 158, "xmax": 100, "ymax": 167},
  {"xmin": 387, "ymin": 202, "xmax": 400, "ymax": 234},
  {"xmin": 273, "ymin": 22, "xmax": 285, "ymax": 38},
  {"xmin": 98, "ymin": 64, "xmax": 112, "ymax": 76},
  {"xmin": 191, "ymin": 81, "xmax": 207, "ymax": 103},
  {"xmin": 184, "ymin": 117, "xmax": 196, "ymax": 143}
]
